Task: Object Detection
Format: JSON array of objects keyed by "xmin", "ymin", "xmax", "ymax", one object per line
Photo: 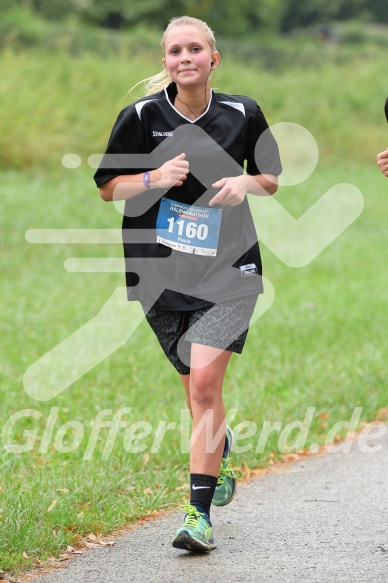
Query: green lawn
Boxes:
[{"xmin": 1, "ymin": 43, "xmax": 388, "ymax": 574}]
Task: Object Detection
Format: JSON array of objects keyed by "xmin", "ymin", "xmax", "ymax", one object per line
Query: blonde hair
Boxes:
[{"xmin": 131, "ymin": 16, "xmax": 217, "ymax": 97}]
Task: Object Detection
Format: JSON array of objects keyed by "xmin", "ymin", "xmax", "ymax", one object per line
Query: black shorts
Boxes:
[{"xmin": 142, "ymin": 296, "xmax": 258, "ymax": 375}]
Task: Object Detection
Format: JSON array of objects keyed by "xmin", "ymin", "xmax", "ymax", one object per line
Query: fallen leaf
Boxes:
[
  {"xmin": 143, "ymin": 488, "xmax": 153, "ymax": 495},
  {"xmin": 52, "ymin": 529, "xmax": 58, "ymax": 538},
  {"xmin": 87, "ymin": 533, "xmax": 97, "ymax": 540},
  {"xmin": 98, "ymin": 541, "xmax": 116, "ymax": 547},
  {"xmin": 47, "ymin": 500, "xmax": 58, "ymax": 512},
  {"xmin": 283, "ymin": 453, "xmax": 302, "ymax": 462},
  {"xmin": 84, "ymin": 542, "xmax": 100, "ymax": 549},
  {"xmin": 66, "ymin": 546, "xmax": 75, "ymax": 553},
  {"xmin": 241, "ymin": 462, "xmax": 252, "ymax": 477},
  {"xmin": 23, "ymin": 552, "xmax": 29, "ymax": 559},
  {"xmin": 318, "ymin": 412, "xmax": 329, "ymax": 420},
  {"xmin": 377, "ymin": 408, "xmax": 388, "ymax": 420}
]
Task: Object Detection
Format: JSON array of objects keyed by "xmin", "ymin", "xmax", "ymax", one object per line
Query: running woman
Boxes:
[{"xmin": 94, "ymin": 15, "xmax": 282, "ymax": 552}]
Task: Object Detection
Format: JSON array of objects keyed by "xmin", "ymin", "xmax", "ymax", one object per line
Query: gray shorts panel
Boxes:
[{"xmin": 143, "ymin": 296, "xmax": 258, "ymax": 375}]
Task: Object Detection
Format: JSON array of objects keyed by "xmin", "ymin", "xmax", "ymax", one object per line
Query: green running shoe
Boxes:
[
  {"xmin": 212, "ymin": 426, "xmax": 241, "ymax": 507},
  {"xmin": 172, "ymin": 503, "xmax": 216, "ymax": 552}
]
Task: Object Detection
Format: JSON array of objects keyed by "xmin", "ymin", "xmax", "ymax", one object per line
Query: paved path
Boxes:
[{"xmin": 30, "ymin": 424, "xmax": 388, "ymax": 583}]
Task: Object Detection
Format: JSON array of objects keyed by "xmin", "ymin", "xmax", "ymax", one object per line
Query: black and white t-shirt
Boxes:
[{"xmin": 94, "ymin": 82, "xmax": 282, "ymax": 311}]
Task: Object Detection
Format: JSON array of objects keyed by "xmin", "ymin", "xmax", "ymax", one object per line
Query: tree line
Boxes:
[{"xmin": 5, "ymin": 0, "xmax": 388, "ymax": 36}]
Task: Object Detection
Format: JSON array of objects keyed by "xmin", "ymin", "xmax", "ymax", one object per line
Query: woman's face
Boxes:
[{"xmin": 163, "ymin": 25, "xmax": 218, "ymax": 91}]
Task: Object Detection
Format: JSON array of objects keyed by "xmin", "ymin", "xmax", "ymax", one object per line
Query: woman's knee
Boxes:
[{"xmin": 189, "ymin": 370, "xmax": 220, "ymax": 406}]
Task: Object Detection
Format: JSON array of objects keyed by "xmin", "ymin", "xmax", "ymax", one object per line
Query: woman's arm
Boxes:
[
  {"xmin": 99, "ymin": 170, "xmax": 156, "ymax": 202},
  {"xmin": 98, "ymin": 153, "xmax": 189, "ymax": 201},
  {"xmin": 209, "ymin": 173, "xmax": 278, "ymax": 207}
]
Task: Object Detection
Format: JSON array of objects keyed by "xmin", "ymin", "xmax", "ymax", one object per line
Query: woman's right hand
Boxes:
[
  {"xmin": 151, "ymin": 153, "xmax": 189, "ymax": 188},
  {"xmin": 377, "ymin": 148, "xmax": 388, "ymax": 177}
]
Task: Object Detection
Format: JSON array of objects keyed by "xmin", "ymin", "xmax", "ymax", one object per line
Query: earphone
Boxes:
[{"xmin": 177, "ymin": 60, "xmax": 215, "ymax": 117}]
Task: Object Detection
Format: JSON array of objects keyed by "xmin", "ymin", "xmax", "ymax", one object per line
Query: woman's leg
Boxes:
[
  {"xmin": 188, "ymin": 343, "xmax": 231, "ymax": 477},
  {"xmin": 179, "ymin": 373, "xmax": 191, "ymax": 416},
  {"xmin": 173, "ymin": 345, "xmax": 234, "ymax": 551}
]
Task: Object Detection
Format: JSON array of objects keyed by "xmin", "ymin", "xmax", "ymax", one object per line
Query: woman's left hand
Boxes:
[{"xmin": 209, "ymin": 176, "xmax": 248, "ymax": 207}]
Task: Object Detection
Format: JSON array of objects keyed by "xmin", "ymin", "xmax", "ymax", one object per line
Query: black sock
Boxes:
[{"xmin": 190, "ymin": 473, "xmax": 218, "ymax": 519}]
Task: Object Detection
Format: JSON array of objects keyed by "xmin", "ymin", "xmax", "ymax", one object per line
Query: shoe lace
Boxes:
[
  {"xmin": 217, "ymin": 457, "xmax": 243, "ymax": 485},
  {"xmin": 177, "ymin": 503, "xmax": 204, "ymax": 527}
]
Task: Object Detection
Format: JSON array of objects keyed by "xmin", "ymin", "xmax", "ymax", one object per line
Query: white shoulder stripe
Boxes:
[
  {"xmin": 219, "ymin": 101, "xmax": 246, "ymax": 117},
  {"xmin": 135, "ymin": 100, "xmax": 157, "ymax": 120}
]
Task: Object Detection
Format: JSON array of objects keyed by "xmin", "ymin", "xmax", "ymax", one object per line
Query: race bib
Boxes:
[{"xmin": 156, "ymin": 197, "xmax": 222, "ymax": 256}]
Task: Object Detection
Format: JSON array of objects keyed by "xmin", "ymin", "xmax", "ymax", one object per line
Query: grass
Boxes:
[
  {"xmin": 1, "ymin": 160, "xmax": 387, "ymax": 574},
  {"xmin": 1, "ymin": 36, "xmax": 388, "ymax": 575},
  {"xmin": 0, "ymin": 47, "xmax": 387, "ymax": 173}
]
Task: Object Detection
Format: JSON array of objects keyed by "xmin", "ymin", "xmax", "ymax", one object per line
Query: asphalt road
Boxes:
[{"xmin": 30, "ymin": 423, "xmax": 388, "ymax": 583}]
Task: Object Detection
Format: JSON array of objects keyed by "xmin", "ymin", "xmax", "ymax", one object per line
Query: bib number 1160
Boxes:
[{"xmin": 166, "ymin": 218, "xmax": 208, "ymax": 241}]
